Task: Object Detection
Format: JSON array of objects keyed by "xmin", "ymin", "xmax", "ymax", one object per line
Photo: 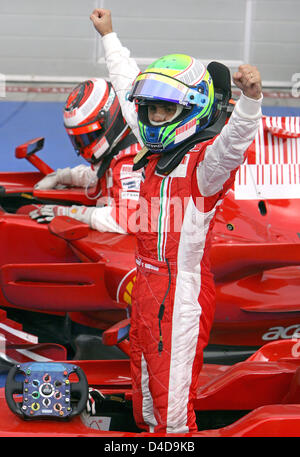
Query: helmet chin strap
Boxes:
[
  {"xmin": 149, "ymin": 104, "xmax": 183, "ymax": 126},
  {"xmin": 155, "ymin": 106, "xmax": 229, "ymax": 175},
  {"xmin": 133, "ymin": 101, "xmax": 229, "ymax": 173}
]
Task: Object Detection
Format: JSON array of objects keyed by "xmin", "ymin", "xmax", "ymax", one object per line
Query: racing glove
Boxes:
[
  {"xmin": 29, "ymin": 204, "xmax": 95, "ymax": 225},
  {"xmin": 86, "ymin": 388, "xmax": 106, "ymax": 416},
  {"xmin": 34, "ymin": 168, "xmax": 73, "ymax": 190}
]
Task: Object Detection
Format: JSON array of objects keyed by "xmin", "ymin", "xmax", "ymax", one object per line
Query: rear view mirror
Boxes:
[
  {"xmin": 15, "ymin": 137, "xmax": 45, "ymax": 159},
  {"xmin": 102, "ymin": 319, "xmax": 131, "ymax": 346},
  {"xmin": 14, "ymin": 137, "xmax": 53, "ymax": 175}
]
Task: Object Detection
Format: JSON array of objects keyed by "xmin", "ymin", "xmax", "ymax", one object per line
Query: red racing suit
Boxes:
[
  {"xmin": 59, "ymin": 142, "xmax": 143, "ymax": 330},
  {"xmin": 51, "ymin": 142, "xmax": 142, "ymax": 234},
  {"xmin": 101, "ymin": 32, "xmax": 262, "ymax": 432}
]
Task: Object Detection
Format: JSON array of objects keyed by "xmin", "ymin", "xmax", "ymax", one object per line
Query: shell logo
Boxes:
[
  {"xmin": 116, "ymin": 268, "xmax": 137, "ymax": 306},
  {"xmin": 122, "ymin": 275, "xmax": 136, "ymax": 305}
]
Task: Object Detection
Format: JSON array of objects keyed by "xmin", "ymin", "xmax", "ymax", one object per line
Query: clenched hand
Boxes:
[
  {"xmin": 233, "ymin": 64, "xmax": 262, "ymax": 100},
  {"xmin": 90, "ymin": 8, "xmax": 113, "ymax": 36}
]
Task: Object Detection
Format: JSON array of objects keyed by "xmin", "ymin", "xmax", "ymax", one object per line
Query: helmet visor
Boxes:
[
  {"xmin": 128, "ymin": 72, "xmax": 209, "ymax": 107},
  {"xmin": 65, "ymin": 116, "xmax": 104, "ymax": 149},
  {"xmin": 67, "ymin": 129, "xmax": 103, "ymax": 152}
]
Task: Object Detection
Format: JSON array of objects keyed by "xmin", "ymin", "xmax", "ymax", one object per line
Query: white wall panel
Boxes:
[
  {"xmin": 250, "ymin": 0, "xmax": 300, "ymax": 87},
  {"xmin": 0, "ymin": 0, "xmax": 299, "ymax": 88}
]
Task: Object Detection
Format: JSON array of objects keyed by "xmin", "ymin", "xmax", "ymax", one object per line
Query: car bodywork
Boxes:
[
  {"xmin": 0, "ymin": 115, "xmax": 299, "ymax": 354},
  {"xmin": 0, "ymin": 117, "xmax": 300, "ymax": 437},
  {"xmin": 0, "ymin": 339, "xmax": 300, "ymax": 437}
]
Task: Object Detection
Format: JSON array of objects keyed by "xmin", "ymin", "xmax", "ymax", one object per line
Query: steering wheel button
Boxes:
[
  {"xmin": 43, "ymin": 398, "xmax": 51, "ymax": 407},
  {"xmin": 54, "ymin": 403, "xmax": 62, "ymax": 411},
  {"xmin": 41, "ymin": 383, "xmax": 53, "ymax": 396},
  {"xmin": 31, "ymin": 402, "xmax": 40, "ymax": 411}
]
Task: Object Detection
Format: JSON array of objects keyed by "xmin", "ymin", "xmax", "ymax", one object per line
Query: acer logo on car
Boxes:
[{"xmin": 262, "ymin": 324, "xmax": 300, "ymax": 341}]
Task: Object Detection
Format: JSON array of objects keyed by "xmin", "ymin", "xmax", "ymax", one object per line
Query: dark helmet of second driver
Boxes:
[{"xmin": 64, "ymin": 78, "xmax": 129, "ymax": 164}]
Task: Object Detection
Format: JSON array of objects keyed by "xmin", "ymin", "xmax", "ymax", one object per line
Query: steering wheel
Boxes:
[{"xmin": 5, "ymin": 362, "xmax": 88, "ymax": 420}]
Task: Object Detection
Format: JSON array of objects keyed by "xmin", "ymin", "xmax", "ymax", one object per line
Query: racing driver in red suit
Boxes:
[
  {"xmin": 27, "ymin": 78, "xmax": 142, "ymax": 331},
  {"xmin": 29, "ymin": 77, "xmax": 142, "ymax": 235},
  {"xmin": 90, "ymin": 9, "xmax": 263, "ymax": 433}
]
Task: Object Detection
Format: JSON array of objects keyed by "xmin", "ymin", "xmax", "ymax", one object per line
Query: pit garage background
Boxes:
[{"xmin": 0, "ymin": 0, "xmax": 299, "ymax": 171}]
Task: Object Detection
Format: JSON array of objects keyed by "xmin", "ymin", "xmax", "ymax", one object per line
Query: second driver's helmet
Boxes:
[
  {"xmin": 128, "ymin": 54, "xmax": 216, "ymax": 153},
  {"xmin": 64, "ymin": 78, "xmax": 128, "ymax": 164}
]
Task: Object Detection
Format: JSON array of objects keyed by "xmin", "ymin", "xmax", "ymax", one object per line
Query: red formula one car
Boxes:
[
  {"xmin": 0, "ymin": 338, "xmax": 300, "ymax": 438},
  {"xmin": 0, "ymin": 121, "xmax": 299, "ymax": 439},
  {"xmin": 0, "ymin": 115, "xmax": 300, "ymax": 363}
]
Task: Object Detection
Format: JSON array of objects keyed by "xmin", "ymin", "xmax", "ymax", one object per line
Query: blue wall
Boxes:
[
  {"xmin": 0, "ymin": 101, "xmax": 85, "ymax": 172},
  {"xmin": 1, "ymin": 101, "xmax": 299, "ymax": 172}
]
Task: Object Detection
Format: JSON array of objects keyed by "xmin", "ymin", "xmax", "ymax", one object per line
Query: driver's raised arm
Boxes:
[{"xmin": 90, "ymin": 9, "xmax": 142, "ymax": 145}]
